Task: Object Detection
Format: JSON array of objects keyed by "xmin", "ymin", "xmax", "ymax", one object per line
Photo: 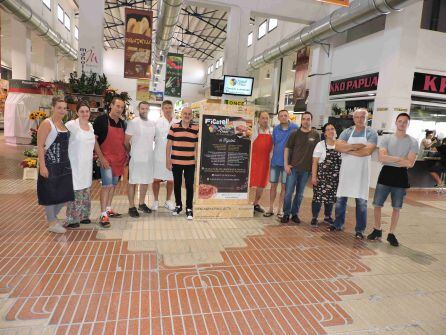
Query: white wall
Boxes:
[
  {"xmin": 416, "ymin": 29, "xmax": 446, "ymax": 74},
  {"xmin": 330, "ymin": 31, "xmax": 383, "ymax": 80}
]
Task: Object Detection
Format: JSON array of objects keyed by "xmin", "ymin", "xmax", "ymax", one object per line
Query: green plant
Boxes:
[
  {"xmin": 103, "ymin": 89, "xmax": 132, "ymax": 111},
  {"xmin": 332, "ymin": 104, "xmax": 343, "ymax": 116},
  {"xmin": 68, "ymin": 71, "xmax": 109, "ymax": 95}
]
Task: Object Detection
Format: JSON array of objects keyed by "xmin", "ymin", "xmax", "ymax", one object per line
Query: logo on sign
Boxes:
[{"xmin": 80, "ymin": 47, "xmax": 99, "ymax": 72}]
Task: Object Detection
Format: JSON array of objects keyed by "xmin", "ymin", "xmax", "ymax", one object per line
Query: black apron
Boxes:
[
  {"xmin": 377, "ymin": 165, "xmax": 410, "ymax": 189},
  {"xmin": 37, "ymin": 127, "xmax": 75, "ymax": 206}
]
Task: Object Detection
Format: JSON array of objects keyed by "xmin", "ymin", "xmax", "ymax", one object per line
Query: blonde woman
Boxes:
[
  {"xmin": 65, "ymin": 101, "xmax": 96, "ymax": 228},
  {"xmin": 37, "ymin": 97, "xmax": 74, "ymax": 234}
]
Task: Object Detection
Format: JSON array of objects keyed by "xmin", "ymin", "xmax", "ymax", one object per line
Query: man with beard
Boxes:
[{"xmin": 125, "ymin": 101, "xmax": 155, "ymax": 217}]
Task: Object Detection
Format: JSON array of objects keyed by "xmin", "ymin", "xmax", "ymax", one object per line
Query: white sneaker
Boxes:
[
  {"xmin": 186, "ymin": 209, "xmax": 193, "ymax": 220},
  {"xmin": 151, "ymin": 201, "xmax": 159, "ymax": 211},
  {"xmin": 164, "ymin": 200, "xmax": 175, "ymax": 211},
  {"xmin": 49, "ymin": 222, "xmax": 66, "ymax": 234}
]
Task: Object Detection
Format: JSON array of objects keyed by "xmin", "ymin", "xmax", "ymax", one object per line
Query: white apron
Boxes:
[
  {"xmin": 129, "ymin": 119, "xmax": 155, "ymax": 184},
  {"xmin": 67, "ymin": 120, "xmax": 95, "ymax": 191},
  {"xmin": 153, "ymin": 117, "xmax": 179, "ymax": 181},
  {"xmin": 336, "ymin": 127, "xmax": 371, "ymax": 201}
]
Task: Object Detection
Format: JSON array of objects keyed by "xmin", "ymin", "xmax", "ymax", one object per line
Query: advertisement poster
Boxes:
[
  {"xmin": 198, "ymin": 114, "xmax": 253, "ymax": 200},
  {"xmin": 223, "ymin": 76, "xmax": 254, "ymax": 96},
  {"xmin": 293, "ymin": 48, "xmax": 310, "ymax": 102},
  {"xmin": 164, "ymin": 53, "xmax": 183, "ymax": 97},
  {"xmin": 124, "ymin": 8, "xmax": 152, "ymax": 79},
  {"xmin": 136, "ymin": 79, "xmax": 150, "ymax": 101}
]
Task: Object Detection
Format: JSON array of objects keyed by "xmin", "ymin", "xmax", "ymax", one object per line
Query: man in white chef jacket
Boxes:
[
  {"xmin": 152, "ymin": 100, "xmax": 179, "ymax": 211},
  {"xmin": 125, "ymin": 101, "xmax": 155, "ymax": 217},
  {"xmin": 330, "ymin": 108, "xmax": 378, "ymax": 239}
]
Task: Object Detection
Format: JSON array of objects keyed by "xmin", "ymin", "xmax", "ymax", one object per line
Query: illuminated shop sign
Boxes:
[
  {"xmin": 412, "ymin": 72, "xmax": 446, "ymax": 95},
  {"xmin": 329, "ymin": 72, "xmax": 379, "ymax": 96}
]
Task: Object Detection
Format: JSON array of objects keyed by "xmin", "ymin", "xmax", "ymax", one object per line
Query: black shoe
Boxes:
[
  {"xmin": 310, "ymin": 218, "xmax": 318, "ymax": 227},
  {"xmin": 387, "ymin": 233, "xmax": 399, "ymax": 247},
  {"xmin": 80, "ymin": 219, "xmax": 91, "ymax": 224},
  {"xmin": 367, "ymin": 229, "xmax": 382, "ymax": 240},
  {"xmin": 355, "ymin": 232, "xmax": 364, "ymax": 240},
  {"xmin": 128, "ymin": 207, "xmax": 140, "ymax": 218},
  {"xmin": 172, "ymin": 206, "xmax": 182, "ymax": 216},
  {"xmin": 253, "ymin": 204, "xmax": 265, "ymax": 213},
  {"xmin": 186, "ymin": 209, "xmax": 193, "ymax": 220},
  {"xmin": 138, "ymin": 203, "xmax": 152, "ymax": 214},
  {"xmin": 65, "ymin": 222, "xmax": 80, "ymax": 229},
  {"xmin": 291, "ymin": 215, "xmax": 301, "ymax": 224},
  {"xmin": 280, "ymin": 215, "xmax": 289, "ymax": 223},
  {"xmin": 323, "ymin": 217, "xmax": 334, "ymax": 225},
  {"xmin": 328, "ymin": 225, "xmax": 340, "ymax": 232}
]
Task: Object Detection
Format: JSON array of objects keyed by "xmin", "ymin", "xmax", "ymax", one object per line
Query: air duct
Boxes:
[
  {"xmin": 0, "ymin": 0, "xmax": 78, "ymax": 60},
  {"xmin": 153, "ymin": 0, "xmax": 182, "ymax": 78},
  {"xmin": 247, "ymin": 0, "xmax": 417, "ymax": 71}
]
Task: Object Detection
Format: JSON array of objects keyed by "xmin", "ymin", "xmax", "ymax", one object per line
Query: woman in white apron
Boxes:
[
  {"xmin": 65, "ymin": 101, "xmax": 96, "ymax": 228},
  {"xmin": 126, "ymin": 108, "xmax": 155, "ymax": 217},
  {"xmin": 330, "ymin": 109, "xmax": 378, "ymax": 239}
]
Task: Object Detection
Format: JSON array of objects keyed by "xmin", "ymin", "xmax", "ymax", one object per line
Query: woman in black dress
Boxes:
[
  {"xmin": 310, "ymin": 123, "xmax": 342, "ymax": 226},
  {"xmin": 37, "ymin": 97, "xmax": 74, "ymax": 233}
]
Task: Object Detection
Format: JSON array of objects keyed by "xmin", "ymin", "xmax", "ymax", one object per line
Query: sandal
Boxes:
[{"xmin": 263, "ymin": 212, "xmax": 274, "ymax": 217}]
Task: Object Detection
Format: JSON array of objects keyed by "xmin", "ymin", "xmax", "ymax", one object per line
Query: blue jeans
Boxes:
[
  {"xmin": 373, "ymin": 183, "xmax": 406, "ymax": 209},
  {"xmin": 100, "ymin": 167, "xmax": 120, "ymax": 187},
  {"xmin": 283, "ymin": 168, "xmax": 310, "ymax": 217},
  {"xmin": 333, "ymin": 197, "xmax": 367, "ymax": 233}
]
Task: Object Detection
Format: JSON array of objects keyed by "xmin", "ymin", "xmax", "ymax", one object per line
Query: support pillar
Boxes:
[
  {"xmin": 77, "ymin": 0, "xmax": 105, "ymax": 74},
  {"xmin": 307, "ymin": 44, "xmax": 332, "ymax": 128},
  {"xmin": 372, "ymin": 2, "xmax": 423, "ymax": 132},
  {"xmin": 222, "ymin": 6, "xmax": 250, "ymax": 77},
  {"xmin": 10, "ymin": 18, "xmax": 31, "ymax": 79},
  {"xmin": 43, "ymin": 47, "xmax": 57, "ymax": 82}
]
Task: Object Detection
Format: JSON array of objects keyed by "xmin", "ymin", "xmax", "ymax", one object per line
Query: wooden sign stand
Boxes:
[{"xmin": 192, "ymin": 100, "xmax": 255, "ymax": 218}]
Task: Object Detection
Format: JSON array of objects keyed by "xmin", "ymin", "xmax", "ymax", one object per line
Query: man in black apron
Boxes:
[{"xmin": 367, "ymin": 113, "xmax": 418, "ymax": 246}]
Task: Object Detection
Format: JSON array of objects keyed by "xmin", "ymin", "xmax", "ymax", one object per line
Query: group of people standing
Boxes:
[
  {"xmin": 37, "ymin": 97, "xmax": 198, "ymax": 234},
  {"xmin": 250, "ymin": 108, "xmax": 418, "ymax": 246},
  {"xmin": 37, "ymin": 96, "xmax": 418, "ymax": 246}
]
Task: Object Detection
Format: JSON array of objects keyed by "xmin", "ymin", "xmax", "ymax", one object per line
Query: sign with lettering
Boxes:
[
  {"xmin": 124, "ymin": 8, "xmax": 152, "ymax": 79},
  {"xmin": 412, "ymin": 72, "xmax": 446, "ymax": 95},
  {"xmin": 198, "ymin": 114, "xmax": 253, "ymax": 200},
  {"xmin": 330, "ymin": 72, "xmax": 379, "ymax": 96}
]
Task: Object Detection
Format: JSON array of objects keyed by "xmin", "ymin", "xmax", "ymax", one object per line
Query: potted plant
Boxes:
[
  {"xmin": 20, "ymin": 157, "xmax": 38, "ymax": 180},
  {"xmin": 29, "ymin": 110, "xmax": 49, "ymax": 146}
]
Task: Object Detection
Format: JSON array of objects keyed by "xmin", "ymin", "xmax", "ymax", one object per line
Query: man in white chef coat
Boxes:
[
  {"xmin": 125, "ymin": 101, "xmax": 155, "ymax": 217},
  {"xmin": 152, "ymin": 100, "xmax": 178, "ymax": 211}
]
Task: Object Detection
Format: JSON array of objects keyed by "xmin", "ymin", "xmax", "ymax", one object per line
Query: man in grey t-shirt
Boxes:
[{"xmin": 367, "ymin": 113, "xmax": 418, "ymax": 247}]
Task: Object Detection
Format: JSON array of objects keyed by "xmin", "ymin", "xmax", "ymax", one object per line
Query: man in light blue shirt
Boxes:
[{"xmin": 264, "ymin": 110, "xmax": 298, "ymax": 217}]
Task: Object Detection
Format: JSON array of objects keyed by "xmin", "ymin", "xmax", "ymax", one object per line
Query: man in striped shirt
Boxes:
[{"xmin": 166, "ymin": 107, "xmax": 199, "ymax": 220}]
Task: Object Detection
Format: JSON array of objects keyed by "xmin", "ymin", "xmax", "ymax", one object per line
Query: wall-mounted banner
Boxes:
[
  {"xmin": 330, "ymin": 72, "xmax": 379, "ymax": 96},
  {"xmin": 413, "ymin": 72, "xmax": 446, "ymax": 95},
  {"xmin": 164, "ymin": 53, "xmax": 183, "ymax": 97},
  {"xmin": 293, "ymin": 48, "xmax": 310, "ymax": 102},
  {"xmin": 136, "ymin": 79, "xmax": 150, "ymax": 101},
  {"xmin": 149, "ymin": 91, "xmax": 164, "ymax": 102},
  {"xmin": 198, "ymin": 114, "xmax": 253, "ymax": 200},
  {"xmin": 124, "ymin": 8, "xmax": 152, "ymax": 79},
  {"xmin": 316, "ymin": 0, "xmax": 349, "ymax": 6}
]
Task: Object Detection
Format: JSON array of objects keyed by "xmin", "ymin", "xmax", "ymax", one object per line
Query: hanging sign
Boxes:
[
  {"xmin": 164, "ymin": 53, "xmax": 183, "ymax": 97},
  {"xmin": 136, "ymin": 79, "xmax": 150, "ymax": 101},
  {"xmin": 330, "ymin": 72, "xmax": 379, "ymax": 96},
  {"xmin": 124, "ymin": 8, "xmax": 152, "ymax": 79},
  {"xmin": 412, "ymin": 72, "xmax": 446, "ymax": 95},
  {"xmin": 293, "ymin": 48, "xmax": 310, "ymax": 102},
  {"xmin": 317, "ymin": 0, "xmax": 349, "ymax": 6}
]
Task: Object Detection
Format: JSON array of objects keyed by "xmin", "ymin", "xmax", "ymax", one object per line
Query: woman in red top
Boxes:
[{"xmin": 250, "ymin": 111, "xmax": 273, "ymax": 213}]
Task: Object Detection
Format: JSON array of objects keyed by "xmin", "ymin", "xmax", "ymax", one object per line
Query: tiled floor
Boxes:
[{"xmin": 0, "ymin": 135, "xmax": 445, "ymax": 334}]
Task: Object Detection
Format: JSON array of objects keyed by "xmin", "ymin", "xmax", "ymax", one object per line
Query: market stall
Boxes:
[{"xmin": 4, "ymin": 80, "xmax": 53, "ymax": 145}]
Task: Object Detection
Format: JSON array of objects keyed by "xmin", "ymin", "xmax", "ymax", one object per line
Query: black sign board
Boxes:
[
  {"xmin": 412, "ymin": 72, "xmax": 446, "ymax": 95},
  {"xmin": 198, "ymin": 114, "xmax": 253, "ymax": 200},
  {"xmin": 330, "ymin": 72, "xmax": 379, "ymax": 96}
]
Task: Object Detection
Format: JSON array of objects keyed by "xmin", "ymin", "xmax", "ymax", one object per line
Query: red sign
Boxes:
[
  {"xmin": 317, "ymin": 0, "xmax": 349, "ymax": 6},
  {"xmin": 330, "ymin": 73, "xmax": 379, "ymax": 96},
  {"xmin": 412, "ymin": 72, "xmax": 446, "ymax": 95},
  {"xmin": 124, "ymin": 8, "xmax": 153, "ymax": 79}
]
